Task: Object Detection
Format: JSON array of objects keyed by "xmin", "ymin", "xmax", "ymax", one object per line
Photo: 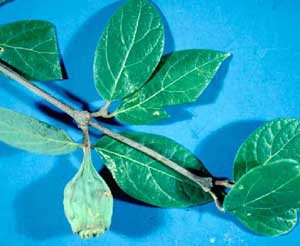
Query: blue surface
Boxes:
[{"xmin": 1, "ymin": 0, "xmax": 300, "ymax": 245}]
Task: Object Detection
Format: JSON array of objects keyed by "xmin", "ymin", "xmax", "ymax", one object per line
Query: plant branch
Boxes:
[
  {"xmin": 80, "ymin": 125, "xmax": 90, "ymax": 148},
  {"xmin": 89, "ymin": 120, "xmax": 213, "ymax": 191},
  {"xmin": 0, "ymin": 61, "xmax": 213, "ymax": 193},
  {"xmin": 0, "ymin": 62, "xmax": 92, "ymax": 128},
  {"xmin": 0, "ymin": 62, "xmax": 77, "ymax": 118}
]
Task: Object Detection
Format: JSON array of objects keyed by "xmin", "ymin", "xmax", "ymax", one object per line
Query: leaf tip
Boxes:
[{"xmin": 224, "ymin": 52, "xmax": 232, "ymax": 59}]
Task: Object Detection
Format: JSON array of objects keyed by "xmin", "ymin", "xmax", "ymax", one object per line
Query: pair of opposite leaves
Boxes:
[
  {"xmin": 1, "ymin": 0, "xmax": 298, "ymax": 239},
  {"xmin": 224, "ymin": 119, "xmax": 300, "ymax": 236}
]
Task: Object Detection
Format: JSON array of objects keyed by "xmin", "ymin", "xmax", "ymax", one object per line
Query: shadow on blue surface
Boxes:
[
  {"xmin": 196, "ymin": 120, "xmax": 265, "ymax": 178},
  {"xmin": 198, "ymin": 56, "xmax": 232, "ymax": 105},
  {"xmin": 0, "ymin": 142, "xmax": 18, "ymax": 157},
  {"xmin": 100, "ymin": 168, "xmax": 150, "ymax": 206},
  {"xmin": 13, "ymin": 157, "xmax": 76, "ymax": 240},
  {"xmin": 194, "ymin": 202, "xmax": 257, "ymax": 236},
  {"xmin": 111, "ymin": 200, "xmax": 164, "ymax": 237},
  {"xmin": 100, "ymin": 168, "xmax": 164, "ymax": 237},
  {"xmin": 0, "ymin": 76, "xmax": 36, "ymax": 108},
  {"xmin": 62, "ymin": 2, "xmax": 121, "ymax": 104}
]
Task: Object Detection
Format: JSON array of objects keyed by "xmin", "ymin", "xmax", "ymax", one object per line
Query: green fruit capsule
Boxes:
[{"xmin": 63, "ymin": 148, "xmax": 113, "ymax": 239}]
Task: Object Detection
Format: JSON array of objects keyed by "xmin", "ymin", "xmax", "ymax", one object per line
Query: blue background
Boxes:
[{"xmin": 1, "ymin": 0, "xmax": 300, "ymax": 245}]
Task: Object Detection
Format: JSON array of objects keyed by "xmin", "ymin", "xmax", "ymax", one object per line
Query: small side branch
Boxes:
[
  {"xmin": 214, "ymin": 180, "xmax": 234, "ymax": 189},
  {"xmin": 91, "ymin": 101, "xmax": 112, "ymax": 118}
]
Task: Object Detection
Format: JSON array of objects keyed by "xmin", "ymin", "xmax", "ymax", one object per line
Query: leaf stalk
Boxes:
[
  {"xmin": 214, "ymin": 180, "xmax": 235, "ymax": 189},
  {"xmin": 91, "ymin": 101, "xmax": 112, "ymax": 118}
]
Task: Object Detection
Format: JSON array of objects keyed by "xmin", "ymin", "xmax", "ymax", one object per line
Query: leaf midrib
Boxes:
[
  {"xmin": 108, "ymin": 1, "xmax": 142, "ymax": 100},
  {"xmin": 261, "ymin": 123, "xmax": 300, "ymax": 166},
  {"xmin": 1, "ymin": 24, "xmax": 50, "ymax": 44},
  {"xmin": 0, "ymin": 43, "xmax": 57, "ymax": 55},
  {"xmin": 0, "ymin": 120, "xmax": 77, "ymax": 146},
  {"xmin": 116, "ymin": 56, "xmax": 223, "ymax": 115},
  {"xmin": 239, "ymin": 170, "xmax": 300, "ymax": 210},
  {"xmin": 97, "ymin": 147, "xmax": 200, "ymax": 188}
]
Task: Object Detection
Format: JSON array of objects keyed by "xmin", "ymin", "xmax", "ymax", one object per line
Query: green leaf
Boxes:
[
  {"xmin": 0, "ymin": 20, "xmax": 62, "ymax": 81},
  {"xmin": 64, "ymin": 148, "xmax": 113, "ymax": 239},
  {"xmin": 225, "ymin": 160, "xmax": 300, "ymax": 213},
  {"xmin": 231, "ymin": 208, "xmax": 297, "ymax": 236},
  {"xmin": 95, "ymin": 132, "xmax": 212, "ymax": 207},
  {"xmin": 0, "ymin": 0, "xmax": 11, "ymax": 5},
  {"xmin": 0, "ymin": 107, "xmax": 79, "ymax": 155},
  {"xmin": 93, "ymin": 0, "xmax": 164, "ymax": 101},
  {"xmin": 234, "ymin": 118, "xmax": 300, "ymax": 181},
  {"xmin": 115, "ymin": 50, "xmax": 230, "ymax": 125},
  {"xmin": 224, "ymin": 160, "xmax": 300, "ymax": 235}
]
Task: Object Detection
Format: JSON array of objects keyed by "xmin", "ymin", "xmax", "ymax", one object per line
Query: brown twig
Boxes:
[
  {"xmin": 0, "ymin": 61, "xmax": 214, "ymax": 193},
  {"xmin": 89, "ymin": 120, "xmax": 213, "ymax": 191},
  {"xmin": 0, "ymin": 62, "xmax": 77, "ymax": 118}
]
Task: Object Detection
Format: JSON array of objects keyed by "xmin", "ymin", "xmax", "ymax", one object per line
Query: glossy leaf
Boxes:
[
  {"xmin": 231, "ymin": 208, "xmax": 297, "ymax": 236},
  {"xmin": 116, "ymin": 50, "xmax": 230, "ymax": 125},
  {"xmin": 93, "ymin": 0, "xmax": 164, "ymax": 100},
  {"xmin": 224, "ymin": 160, "xmax": 300, "ymax": 232},
  {"xmin": 95, "ymin": 132, "xmax": 212, "ymax": 207},
  {"xmin": 0, "ymin": 107, "xmax": 79, "ymax": 154},
  {"xmin": 0, "ymin": 20, "xmax": 62, "ymax": 81},
  {"xmin": 64, "ymin": 148, "xmax": 113, "ymax": 239},
  {"xmin": 234, "ymin": 118, "xmax": 300, "ymax": 180}
]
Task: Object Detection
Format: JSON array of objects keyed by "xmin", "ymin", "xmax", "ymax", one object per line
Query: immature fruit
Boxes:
[{"xmin": 63, "ymin": 148, "xmax": 113, "ymax": 239}]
